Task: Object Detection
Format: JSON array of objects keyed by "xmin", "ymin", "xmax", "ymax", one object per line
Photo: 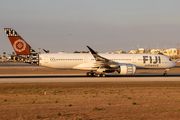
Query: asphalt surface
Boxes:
[
  {"xmin": 0, "ymin": 73, "xmax": 180, "ymax": 83},
  {"xmin": 0, "ymin": 61, "xmax": 180, "ymax": 83},
  {"xmin": 0, "ymin": 61, "xmax": 44, "ymax": 68}
]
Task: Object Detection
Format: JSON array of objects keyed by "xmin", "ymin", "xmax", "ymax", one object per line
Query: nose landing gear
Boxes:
[{"xmin": 163, "ymin": 69, "xmax": 169, "ymax": 76}]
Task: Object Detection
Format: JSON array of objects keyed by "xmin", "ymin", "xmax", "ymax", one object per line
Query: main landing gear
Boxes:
[
  {"xmin": 163, "ymin": 69, "xmax": 169, "ymax": 76},
  {"xmin": 86, "ymin": 71, "xmax": 95, "ymax": 77},
  {"xmin": 86, "ymin": 71, "xmax": 105, "ymax": 77}
]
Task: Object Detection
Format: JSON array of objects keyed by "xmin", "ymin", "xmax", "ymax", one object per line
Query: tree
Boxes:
[
  {"xmin": 158, "ymin": 52, "xmax": 164, "ymax": 55},
  {"xmin": 74, "ymin": 51, "xmax": 80, "ymax": 53},
  {"xmin": 3, "ymin": 52, "xmax": 6, "ymax": 57},
  {"xmin": 38, "ymin": 48, "xmax": 41, "ymax": 54}
]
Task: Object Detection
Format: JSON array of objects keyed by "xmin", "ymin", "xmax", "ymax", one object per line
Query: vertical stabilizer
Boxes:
[{"xmin": 4, "ymin": 28, "xmax": 30, "ymax": 55}]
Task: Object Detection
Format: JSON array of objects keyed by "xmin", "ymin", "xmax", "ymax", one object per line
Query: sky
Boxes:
[{"xmin": 0, "ymin": 0, "xmax": 180, "ymax": 56}]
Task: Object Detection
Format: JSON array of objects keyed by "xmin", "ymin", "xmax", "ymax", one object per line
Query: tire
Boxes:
[
  {"xmin": 86, "ymin": 72, "xmax": 90, "ymax": 76},
  {"xmin": 163, "ymin": 73, "xmax": 167, "ymax": 76}
]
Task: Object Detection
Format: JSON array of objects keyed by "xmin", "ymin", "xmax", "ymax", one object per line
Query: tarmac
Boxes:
[
  {"xmin": 0, "ymin": 73, "xmax": 180, "ymax": 83},
  {"xmin": 0, "ymin": 61, "xmax": 180, "ymax": 83},
  {"xmin": 0, "ymin": 61, "xmax": 44, "ymax": 68}
]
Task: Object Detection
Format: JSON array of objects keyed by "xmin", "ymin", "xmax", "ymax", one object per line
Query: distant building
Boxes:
[
  {"xmin": 128, "ymin": 50, "xmax": 137, "ymax": 54},
  {"xmin": 144, "ymin": 47, "xmax": 151, "ymax": 53},
  {"xmin": 150, "ymin": 49, "xmax": 162, "ymax": 54},
  {"xmin": 163, "ymin": 48, "xmax": 178, "ymax": 56},
  {"xmin": 150, "ymin": 48, "xmax": 179, "ymax": 58},
  {"xmin": 137, "ymin": 48, "xmax": 144, "ymax": 53}
]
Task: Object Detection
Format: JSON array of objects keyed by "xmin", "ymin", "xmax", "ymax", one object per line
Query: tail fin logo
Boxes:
[
  {"xmin": 4, "ymin": 28, "xmax": 30, "ymax": 55},
  {"xmin": 13, "ymin": 39, "xmax": 26, "ymax": 52}
]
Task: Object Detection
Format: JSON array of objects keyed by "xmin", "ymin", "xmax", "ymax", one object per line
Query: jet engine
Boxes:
[{"xmin": 117, "ymin": 64, "xmax": 136, "ymax": 75}]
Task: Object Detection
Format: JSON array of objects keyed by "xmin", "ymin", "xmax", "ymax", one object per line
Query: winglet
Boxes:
[
  {"xmin": 87, "ymin": 46, "xmax": 97, "ymax": 54},
  {"xmin": 87, "ymin": 46, "xmax": 102, "ymax": 61}
]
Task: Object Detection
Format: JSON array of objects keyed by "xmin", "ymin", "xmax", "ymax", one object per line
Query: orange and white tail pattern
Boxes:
[{"xmin": 4, "ymin": 28, "xmax": 30, "ymax": 55}]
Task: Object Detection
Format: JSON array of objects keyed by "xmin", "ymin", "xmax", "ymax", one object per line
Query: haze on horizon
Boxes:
[{"xmin": 0, "ymin": 0, "xmax": 180, "ymax": 56}]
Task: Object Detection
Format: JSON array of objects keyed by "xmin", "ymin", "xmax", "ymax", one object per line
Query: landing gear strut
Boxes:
[
  {"xmin": 163, "ymin": 69, "xmax": 169, "ymax": 76},
  {"xmin": 86, "ymin": 71, "xmax": 105, "ymax": 77}
]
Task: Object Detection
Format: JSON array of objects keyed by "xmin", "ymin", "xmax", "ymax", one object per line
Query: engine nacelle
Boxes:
[{"xmin": 118, "ymin": 64, "xmax": 136, "ymax": 75}]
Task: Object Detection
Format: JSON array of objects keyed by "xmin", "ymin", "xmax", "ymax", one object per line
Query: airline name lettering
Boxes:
[
  {"xmin": 143, "ymin": 56, "xmax": 161, "ymax": 64},
  {"xmin": 5, "ymin": 28, "xmax": 19, "ymax": 37}
]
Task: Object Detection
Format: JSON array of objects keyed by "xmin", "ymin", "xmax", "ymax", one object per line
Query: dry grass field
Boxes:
[{"xmin": 1, "ymin": 82, "xmax": 180, "ymax": 120}]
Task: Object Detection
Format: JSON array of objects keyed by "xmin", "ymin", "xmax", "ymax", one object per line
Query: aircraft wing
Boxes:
[{"xmin": 87, "ymin": 46, "xmax": 119, "ymax": 68}]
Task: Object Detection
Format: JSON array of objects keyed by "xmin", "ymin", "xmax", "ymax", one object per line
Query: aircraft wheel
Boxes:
[
  {"xmin": 91, "ymin": 72, "xmax": 95, "ymax": 77},
  {"xmin": 86, "ymin": 72, "xmax": 91, "ymax": 77},
  {"xmin": 97, "ymin": 74, "xmax": 105, "ymax": 77},
  {"xmin": 102, "ymin": 74, "xmax": 106, "ymax": 77},
  {"xmin": 163, "ymin": 69, "xmax": 169, "ymax": 77},
  {"xmin": 163, "ymin": 73, "xmax": 167, "ymax": 76},
  {"xmin": 97, "ymin": 74, "xmax": 102, "ymax": 77}
]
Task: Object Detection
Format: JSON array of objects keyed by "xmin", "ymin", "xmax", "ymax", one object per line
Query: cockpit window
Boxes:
[{"xmin": 169, "ymin": 58, "xmax": 172, "ymax": 61}]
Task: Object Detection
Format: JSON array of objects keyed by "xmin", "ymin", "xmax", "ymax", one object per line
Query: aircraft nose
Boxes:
[{"xmin": 172, "ymin": 61, "xmax": 176, "ymax": 67}]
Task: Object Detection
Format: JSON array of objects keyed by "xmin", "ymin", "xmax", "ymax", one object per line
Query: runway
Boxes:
[
  {"xmin": 0, "ymin": 73, "xmax": 180, "ymax": 83},
  {"xmin": 0, "ymin": 62, "xmax": 180, "ymax": 83},
  {"xmin": 0, "ymin": 61, "xmax": 44, "ymax": 68}
]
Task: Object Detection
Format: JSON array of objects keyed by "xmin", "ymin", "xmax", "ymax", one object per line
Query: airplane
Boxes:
[{"xmin": 4, "ymin": 28, "xmax": 176, "ymax": 77}]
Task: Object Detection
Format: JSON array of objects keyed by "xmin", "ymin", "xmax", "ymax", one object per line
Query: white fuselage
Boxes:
[{"xmin": 39, "ymin": 53, "xmax": 176, "ymax": 70}]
